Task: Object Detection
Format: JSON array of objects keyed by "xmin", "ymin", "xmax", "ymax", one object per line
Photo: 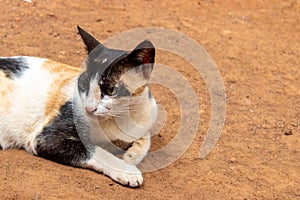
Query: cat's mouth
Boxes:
[{"xmin": 85, "ymin": 106, "xmax": 112, "ymax": 119}]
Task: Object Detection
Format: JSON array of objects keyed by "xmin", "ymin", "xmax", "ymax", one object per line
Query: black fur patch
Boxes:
[
  {"xmin": 115, "ymin": 83, "xmax": 131, "ymax": 97},
  {"xmin": 36, "ymin": 102, "xmax": 91, "ymax": 165},
  {"xmin": 77, "ymin": 44, "xmax": 127, "ymax": 96},
  {"xmin": 0, "ymin": 57, "xmax": 28, "ymax": 78}
]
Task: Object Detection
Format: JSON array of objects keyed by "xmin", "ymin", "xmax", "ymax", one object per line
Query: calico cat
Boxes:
[{"xmin": 0, "ymin": 26, "xmax": 157, "ymax": 187}]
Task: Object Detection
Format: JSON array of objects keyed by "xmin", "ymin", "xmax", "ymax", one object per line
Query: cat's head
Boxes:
[{"xmin": 77, "ymin": 26, "xmax": 155, "ymax": 118}]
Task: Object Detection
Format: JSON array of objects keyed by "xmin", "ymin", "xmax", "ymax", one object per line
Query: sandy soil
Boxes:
[{"xmin": 0, "ymin": 0, "xmax": 299, "ymax": 199}]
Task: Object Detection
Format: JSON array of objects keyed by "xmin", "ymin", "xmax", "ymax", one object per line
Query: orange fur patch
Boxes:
[
  {"xmin": 112, "ymin": 139, "xmax": 132, "ymax": 150},
  {"xmin": 42, "ymin": 60, "xmax": 80, "ymax": 124},
  {"xmin": 42, "ymin": 60, "xmax": 80, "ymax": 74},
  {"xmin": 0, "ymin": 71, "xmax": 15, "ymax": 114},
  {"xmin": 131, "ymin": 85, "xmax": 147, "ymax": 97}
]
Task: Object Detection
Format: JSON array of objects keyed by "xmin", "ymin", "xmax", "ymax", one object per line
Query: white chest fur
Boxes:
[{"xmin": 86, "ymin": 94, "xmax": 157, "ymax": 146}]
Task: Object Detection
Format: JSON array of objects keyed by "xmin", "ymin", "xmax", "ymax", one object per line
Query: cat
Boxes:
[{"xmin": 0, "ymin": 26, "xmax": 157, "ymax": 187}]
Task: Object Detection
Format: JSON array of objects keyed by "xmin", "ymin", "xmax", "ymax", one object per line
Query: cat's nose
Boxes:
[{"xmin": 85, "ymin": 106, "xmax": 97, "ymax": 114}]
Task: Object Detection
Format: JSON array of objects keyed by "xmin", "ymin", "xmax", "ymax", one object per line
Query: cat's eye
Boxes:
[
  {"xmin": 103, "ymin": 87, "xmax": 116, "ymax": 96},
  {"xmin": 100, "ymin": 85, "xmax": 116, "ymax": 96},
  {"xmin": 100, "ymin": 82, "xmax": 117, "ymax": 96}
]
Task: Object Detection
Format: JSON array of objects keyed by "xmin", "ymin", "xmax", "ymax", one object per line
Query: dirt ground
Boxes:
[{"xmin": 0, "ymin": 0, "xmax": 299, "ymax": 199}]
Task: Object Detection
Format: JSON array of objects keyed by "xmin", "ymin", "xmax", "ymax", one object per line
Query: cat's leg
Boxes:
[
  {"xmin": 123, "ymin": 132, "xmax": 151, "ymax": 165},
  {"xmin": 35, "ymin": 132, "xmax": 143, "ymax": 187},
  {"xmin": 84, "ymin": 146, "xmax": 143, "ymax": 187}
]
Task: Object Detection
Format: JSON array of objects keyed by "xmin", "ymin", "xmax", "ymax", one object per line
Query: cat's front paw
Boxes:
[
  {"xmin": 123, "ymin": 151, "xmax": 144, "ymax": 165},
  {"xmin": 107, "ymin": 165, "xmax": 143, "ymax": 187}
]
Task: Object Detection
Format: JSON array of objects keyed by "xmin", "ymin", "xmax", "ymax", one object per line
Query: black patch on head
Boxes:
[
  {"xmin": 0, "ymin": 57, "xmax": 28, "ymax": 78},
  {"xmin": 77, "ymin": 43, "xmax": 127, "ymax": 96},
  {"xmin": 78, "ymin": 71, "xmax": 91, "ymax": 95},
  {"xmin": 115, "ymin": 83, "xmax": 131, "ymax": 97},
  {"xmin": 36, "ymin": 102, "xmax": 91, "ymax": 165}
]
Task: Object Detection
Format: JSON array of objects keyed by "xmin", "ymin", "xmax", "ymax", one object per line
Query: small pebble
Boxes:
[
  {"xmin": 284, "ymin": 128, "xmax": 293, "ymax": 135},
  {"xmin": 229, "ymin": 157, "xmax": 237, "ymax": 163}
]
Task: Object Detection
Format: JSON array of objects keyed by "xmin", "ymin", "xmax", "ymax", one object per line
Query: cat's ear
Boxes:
[
  {"xmin": 77, "ymin": 25, "xmax": 100, "ymax": 53},
  {"xmin": 128, "ymin": 40, "xmax": 155, "ymax": 79}
]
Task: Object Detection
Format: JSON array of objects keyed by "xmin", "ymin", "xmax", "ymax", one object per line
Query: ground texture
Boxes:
[{"xmin": 0, "ymin": 0, "xmax": 299, "ymax": 199}]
